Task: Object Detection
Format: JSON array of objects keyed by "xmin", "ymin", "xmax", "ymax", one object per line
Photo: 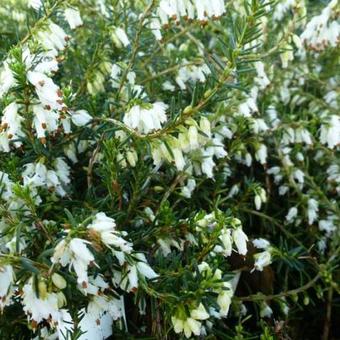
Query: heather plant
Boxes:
[{"xmin": 0, "ymin": 0, "xmax": 339, "ymax": 339}]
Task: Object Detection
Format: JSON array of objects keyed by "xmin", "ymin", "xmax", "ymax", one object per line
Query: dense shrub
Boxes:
[{"xmin": 0, "ymin": 0, "xmax": 339, "ymax": 339}]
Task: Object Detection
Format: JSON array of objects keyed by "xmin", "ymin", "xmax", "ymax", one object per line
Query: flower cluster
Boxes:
[
  {"xmin": 300, "ymin": 0, "xmax": 339, "ymax": 51},
  {"xmin": 158, "ymin": 0, "xmax": 226, "ymax": 24},
  {"xmin": 123, "ymin": 102, "xmax": 168, "ymax": 134}
]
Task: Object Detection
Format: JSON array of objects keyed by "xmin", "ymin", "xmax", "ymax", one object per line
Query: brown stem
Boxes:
[
  {"xmin": 156, "ymin": 174, "xmax": 185, "ymax": 214},
  {"xmin": 322, "ymin": 287, "xmax": 333, "ymax": 340},
  {"xmin": 237, "ymin": 273, "xmax": 321, "ymax": 302},
  {"xmin": 87, "ymin": 135, "xmax": 104, "ymax": 188}
]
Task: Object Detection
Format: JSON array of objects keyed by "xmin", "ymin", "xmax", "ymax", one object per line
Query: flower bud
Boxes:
[
  {"xmin": 204, "ymin": 89, "xmax": 213, "ymax": 98},
  {"xmin": 292, "ymin": 34, "xmax": 302, "ymax": 49},
  {"xmin": 303, "ymin": 295, "xmax": 310, "ymax": 305},
  {"xmin": 52, "ymin": 273, "xmax": 67, "ymax": 289},
  {"xmin": 254, "ymin": 194, "xmax": 262, "ymax": 210},
  {"xmin": 183, "ymin": 105, "xmax": 193, "ymax": 114},
  {"xmin": 232, "ymin": 227, "xmax": 248, "ymax": 256},
  {"xmin": 38, "ymin": 281, "xmax": 48, "ymax": 300},
  {"xmin": 57, "ymin": 291, "xmax": 67, "ymax": 308},
  {"xmin": 126, "ymin": 150, "xmax": 138, "ymax": 167},
  {"xmin": 291, "ymin": 293, "xmax": 299, "ymax": 303},
  {"xmin": 260, "ymin": 188, "xmax": 267, "ymax": 202},
  {"xmin": 199, "ymin": 117, "xmax": 211, "ymax": 137}
]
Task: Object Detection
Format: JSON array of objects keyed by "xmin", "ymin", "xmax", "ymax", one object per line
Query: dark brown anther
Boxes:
[{"xmin": 31, "ymin": 320, "xmax": 38, "ymax": 330}]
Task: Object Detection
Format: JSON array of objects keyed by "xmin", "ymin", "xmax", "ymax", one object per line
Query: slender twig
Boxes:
[
  {"xmin": 140, "ymin": 61, "xmax": 202, "ymax": 84},
  {"xmin": 140, "ymin": 25, "xmax": 194, "ymax": 68},
  {"xmin": 74, "ymin": 43, "xmax": 102, "ymax": 97},
  {"xmin": 116, "ymin": 0, "xmax": 156, "ymax": 97},
  {"xmin": 156, "ymin": 173, "xmax": 186, "ymax": 214},
  {"xmin": 322, "ymin": 287, "xmax": 333, "ymax": 340},
  {"xmin": 237, "ymin": 273, "xmax": 321, "ymax": 302},
  {"xmin": 240, "ymin": 207, "xmax": 306, "ymax": 249},
  {"xmin": 87, "ymin": 134, "xmax": 105, "ymax": 188}
]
